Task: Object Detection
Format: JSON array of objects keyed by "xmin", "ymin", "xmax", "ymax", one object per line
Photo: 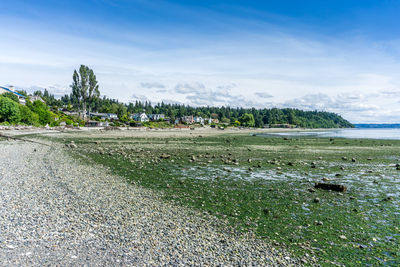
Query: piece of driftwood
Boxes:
[
  {"xmin": 0, "ymin": 133, "xmax": 51, "ymax": 146},
  {"xmin": 314, "ymin": 183, "xmax": 347, "ymax": 192}
]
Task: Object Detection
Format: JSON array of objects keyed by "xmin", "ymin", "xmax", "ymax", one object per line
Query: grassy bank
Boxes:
[{"xmin": 42, "ymin": 132, "xmax": 399, "ymax": 265}]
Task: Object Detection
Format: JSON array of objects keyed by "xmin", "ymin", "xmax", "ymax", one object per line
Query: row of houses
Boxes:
[{"xmin": 1, "ymin": 85, "xmax": 219, "ymax": 126}]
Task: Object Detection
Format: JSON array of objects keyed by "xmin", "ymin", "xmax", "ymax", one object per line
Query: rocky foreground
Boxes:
[{"xmin": 0, "ymin": 139, "xmax": 302, "ymax": 266}]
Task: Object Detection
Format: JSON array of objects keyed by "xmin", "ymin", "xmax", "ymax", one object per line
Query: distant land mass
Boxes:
[{"xmin": 354, "ymin": 124, "xmax": 400, "ymax": 128}]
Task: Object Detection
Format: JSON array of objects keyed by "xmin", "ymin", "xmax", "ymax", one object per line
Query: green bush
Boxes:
[
  {"xmin": 0, "ymin": 96, "xmax": 21, "ymax": 123},
  {"xmin": 239, "ymin": 113, "xmax": 255, "ymax": 127},
  {"xmin": 19, "ymin": 105, "xmax": 39, "ymax": 125},
  {"xmin": 32, "ymin": 100, "xmax": 52, "ymax": 125},
  {"xmin": 1, "ymin": 92, "xmax": 19, "ymax": 103}
]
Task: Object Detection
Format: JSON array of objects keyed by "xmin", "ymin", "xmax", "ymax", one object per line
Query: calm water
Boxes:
[{"xmin": 262, "ymin": 128, "xmax": 400, "ymax": 140}]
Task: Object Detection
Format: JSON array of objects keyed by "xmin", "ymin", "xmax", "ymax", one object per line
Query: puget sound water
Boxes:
[{"xmin": 261, "ymin": 128, "xmax": 400, "ymax": 140}]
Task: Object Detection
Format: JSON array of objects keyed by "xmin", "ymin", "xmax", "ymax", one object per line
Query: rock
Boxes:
[
  {"xmin": 308, "ymin": 188, "xmax": 316, "ymax": 193},
  {"xmin": 287, "ymin": 162, "xmax": 293, "ymax": 166},
  {"xmin": 339, "ymin": 235, "xmax": 347, "ymax": 240},
  {"xmin": 342, "ymin": 157, "xmax": 348, "ymax": 161},
  {"xmin": 247, "ymin": 159, "xmax": 252, "ymax": 163},
  {"xmin": 315, "ymin": 183, "xmax": 347, "ymax": 192},
  {"xmin": 340, "ymin": 166, "xmax": 345, "ymax": 170},
  {"xmin": 383, "ymin": 196, "xmax": 393, "ymax": 201},
  {"xmin": 351, "ymin": 158, "xmax": 356, "ymax": 162},
  {"xmin": 314, "ymin": 221, "xmax": 323, "ymax": 226},
  {"xmin": 263, "ymin": 208, "xmax": 270, "ymax": 214},
  {"xmin": 313, "ymin": 198, "xmax": 320, "ymax": 203},
  {"xmin": 335, "ymin": 173, "xmax": 342, "ymax": 177},
  {"xmin": 322, "ymin": 177, "xmax": 331, "ymax": 181}
]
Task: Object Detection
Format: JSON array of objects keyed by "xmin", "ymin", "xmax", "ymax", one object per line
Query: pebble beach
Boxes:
[{"xmin": 0, "ymin": 136, "xmax": 301, "ymax": 266}]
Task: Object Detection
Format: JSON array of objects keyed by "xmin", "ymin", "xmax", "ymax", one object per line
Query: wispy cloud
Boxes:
[
  {"xmin": 139, "ymin": 82, "xmax": 166, "ymax": 89},
  {"xmin": 255, "ymin": 92, "xmax": 273, "ymax": 98}
]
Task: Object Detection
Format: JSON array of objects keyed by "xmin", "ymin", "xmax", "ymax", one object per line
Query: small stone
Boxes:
[
  {"xmin": 339, "ymin": 235, "xmax": 347, "ymax": 240},
  {"xmin": 313, "ymin": 198, "xmax": 320, "ymax": 203},
  {"xmin": 383, "ymin": 196, "xmax": 393, "ymax": 201}
]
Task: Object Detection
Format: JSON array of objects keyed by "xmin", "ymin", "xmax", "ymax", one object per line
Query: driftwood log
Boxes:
[{"xmin": 315, "ymin": 183, "xmax": 347, "ymax": 192}]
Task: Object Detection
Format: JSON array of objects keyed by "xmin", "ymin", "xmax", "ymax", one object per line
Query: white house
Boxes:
[
  {"xmin": 148, "ymin": 114, "xmax": 165, "ymax": 121},
  {"xmin": 194, "ymin": 116, "xmax": 205, "ymax": 125},
  {"xmin": 107, "ymin": 113, "xmax": 118, "ymax": 120},
  {"xmin": 131, "ymin": 112, "xmax": 149, "ymax": 122},
  {"xmin": 30, "ymin": 95, "xmax": 45, "ymax": 103}
]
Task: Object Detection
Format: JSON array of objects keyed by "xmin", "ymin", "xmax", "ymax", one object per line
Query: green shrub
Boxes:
[
  {"xmin": 0, "ymin": 96, "xmax": 21, "ymax": 123},
  {"xmin": 19, "ymin": 105, "xmax": 39, "ymax": 125},
  {"xmin": 32, "ymin": 100, "xmax": 52, "ymax": 125},
  {"xmin": 1, "ymin": 92, "xmax": 19, "ymax": 103}
]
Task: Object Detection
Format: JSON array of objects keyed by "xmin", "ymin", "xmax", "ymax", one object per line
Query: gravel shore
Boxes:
[{"xmin": 0, "ymin": 139, "xmax": 303, "ymax": 266}]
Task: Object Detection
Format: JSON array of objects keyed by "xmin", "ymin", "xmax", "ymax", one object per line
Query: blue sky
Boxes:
[{"xmin": 1, "ymin": 0, "xmax": 400, "ymax": 123}]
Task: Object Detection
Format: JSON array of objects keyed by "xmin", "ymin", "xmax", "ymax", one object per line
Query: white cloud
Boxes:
[
  {"xmin": 131, "ymin": 94, "xmax": 149, "ymax": 102},
  {"xmin": 139, "ymin": 82, "xmax": 166, "ymax": 89},
  {"xmin": 255, "ymin": 92, "xmax": 273, "ymax": 98}
]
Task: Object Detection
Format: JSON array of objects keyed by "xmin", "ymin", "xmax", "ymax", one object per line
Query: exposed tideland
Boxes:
[
  {"xmin": 1, "ymin": 128, "xmax": 400, "ymax": 266},
  {"xmin": 0, "ymin": 138, "xmax": 301, "ymax": 266}
]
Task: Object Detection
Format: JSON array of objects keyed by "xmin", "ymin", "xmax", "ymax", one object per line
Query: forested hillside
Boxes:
[{"xmin": 32, "ymin": 90, "xmax": 353, "ymax": 128}]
